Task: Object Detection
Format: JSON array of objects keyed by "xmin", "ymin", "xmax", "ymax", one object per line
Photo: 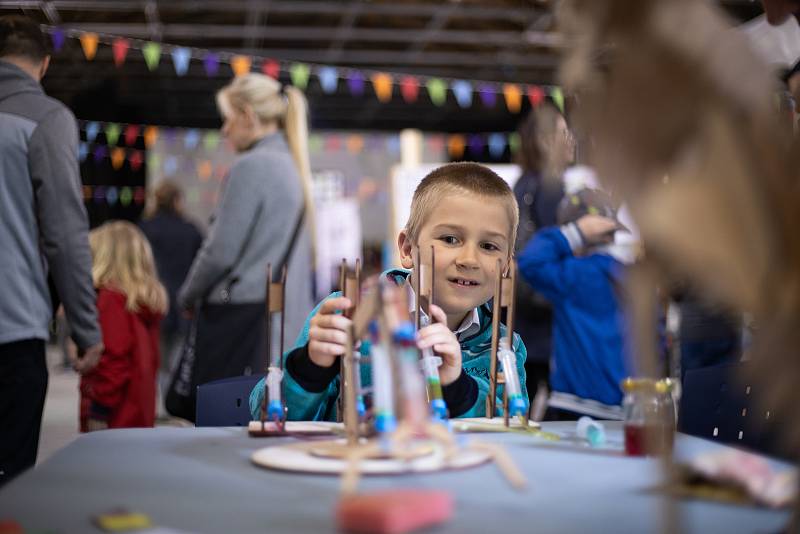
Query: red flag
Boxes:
[
  {"xmin": 262, "ymin": 59, "xmax": 280, "ymax": 80},
  {"xmin": 113, "ymin": 38, "xmax": 130, "ymax": 67},
  {"xmin": 527, "ymin": 85, "xmax": 545, "ymax": 108},
  {"xmin": 400, "ymin": 76, "xmax": 419, "ymax": 103},
  {"xmin": 124, "ymin": 124, "xmax": 139, "ymax": 146},
  {"xmin": 128, "ymin": 150, "xmax": 143, "ymax": 172}
]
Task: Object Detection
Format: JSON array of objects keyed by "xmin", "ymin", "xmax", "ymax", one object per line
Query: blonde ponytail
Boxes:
[{"xmin": 283, "ymin": 85, "xmax": 317, "ymax": 264}]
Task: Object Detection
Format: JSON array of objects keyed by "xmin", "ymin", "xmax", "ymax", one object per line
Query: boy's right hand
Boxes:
[
  {"xmin": 307, "ymin": 297, "xmax": 353, "ymax": 368},
  {"xmin": 575, "ymin": 215, "xmax": 619, "ymax": 246}
]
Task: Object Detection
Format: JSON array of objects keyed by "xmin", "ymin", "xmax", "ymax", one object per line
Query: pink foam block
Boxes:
[{"xmin": 336, "ymin": 490, "xmax": 453, "ymax": 534}]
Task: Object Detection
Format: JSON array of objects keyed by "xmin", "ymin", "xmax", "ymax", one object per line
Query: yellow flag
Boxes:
[
  {"xmin": 371, "ymin": 73, "xmax": 393, "ymax": 103},
  {"xmin": 79, "ymin": 33, "xmax": 99, "ymax": 61}
]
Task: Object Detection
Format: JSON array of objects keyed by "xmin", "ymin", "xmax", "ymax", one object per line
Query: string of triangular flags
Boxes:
[
  {"xmin": 78, "ymin": 119, "xmax": 524, "ymax": 171},
  {"xmin": 81, "ymin": 184, "xmax": 146, "ymax": 207},
  {"xmin": 46, "ymin": 25, "xmax": 565, "ymax": 113}
]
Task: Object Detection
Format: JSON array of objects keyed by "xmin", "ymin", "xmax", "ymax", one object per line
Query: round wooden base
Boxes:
[{"xmin": 251, "ymin": 438, "xmax": 491, "ymax": 475}]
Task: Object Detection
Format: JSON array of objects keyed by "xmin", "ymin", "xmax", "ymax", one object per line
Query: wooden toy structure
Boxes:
[{"xmin": 251, "ymin": 253, "xmax": 527, "ymax": 493}]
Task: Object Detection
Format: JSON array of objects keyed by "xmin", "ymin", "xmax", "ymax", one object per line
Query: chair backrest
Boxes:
[
  {"xmin": 195, "ymin": 375, "xmax": 263, "ymax": 427},
  {"xmin": 678, "ymin": 362, "xmax": 790, "ymax": 459}
]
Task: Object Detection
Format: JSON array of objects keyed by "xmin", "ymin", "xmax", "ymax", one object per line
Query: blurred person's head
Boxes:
[
  {"xmin": 89, "ymin": 221, "xmax": 167, "ymax": 314},
  {"xmin": 151, "ymin": 180, "xmax": 184, "ymax": 216},
  {"xmin": 516, "ymin": 100, "xmax": 575, "ymax": 179},
  {"xmin": 0, "ymin": 15, "xmax": 50, "ymax": 81}
]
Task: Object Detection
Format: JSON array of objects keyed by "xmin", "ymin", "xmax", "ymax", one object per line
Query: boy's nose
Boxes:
[{"xmin": 455, "ymin": 245, "xmax": 480, "ymax": 269}]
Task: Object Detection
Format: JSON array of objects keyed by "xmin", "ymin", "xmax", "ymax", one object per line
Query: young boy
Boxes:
[
  {"xmin": 517, "ymin": 187, "xmax": 633, "ymax": 420},
  {"xmin": 250, "ymin": 162, "xmax": 527, "ymax": 421}
]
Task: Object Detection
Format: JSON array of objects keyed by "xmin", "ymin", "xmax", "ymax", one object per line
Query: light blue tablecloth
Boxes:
[{"xmin": 0, "ymin": 422, "xmax": 792, "ymax": 533}]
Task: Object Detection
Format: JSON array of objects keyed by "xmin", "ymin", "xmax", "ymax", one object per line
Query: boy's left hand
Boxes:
[{"xmin": 416, "ymin": 304, "xmax": 462, "ymax": 386}]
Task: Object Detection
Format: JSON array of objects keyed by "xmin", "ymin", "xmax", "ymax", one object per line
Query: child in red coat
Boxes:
[{"xmin": 80, "ymin": 221, "xmax": 167, "ymax": 432}]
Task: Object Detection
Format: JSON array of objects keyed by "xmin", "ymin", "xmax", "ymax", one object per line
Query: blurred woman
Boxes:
[{"xmin": 176, "ymin": 74, "xmax": 315, "ymax": 421}]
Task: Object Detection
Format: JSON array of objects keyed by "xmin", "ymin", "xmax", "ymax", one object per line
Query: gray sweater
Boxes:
[
  {"xmin": 178, "ymin": 133, "xmax": 315, "ymax": 346},
  {"xmin": 0, "ymin": 60, "xmax": 100, "ymax": 350}
]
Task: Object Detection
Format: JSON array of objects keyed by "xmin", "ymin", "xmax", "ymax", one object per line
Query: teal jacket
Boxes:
[{"xmin": 249, "ymin": 269, "xmax": 528, "ymax": 421}]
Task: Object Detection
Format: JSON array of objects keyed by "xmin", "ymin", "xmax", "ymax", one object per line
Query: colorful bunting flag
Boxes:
[
  {"xmin": 147, "ymin": 152, "xmax": 161, "ymax": 171},
  {"xmin": 104, "ymin": 123, "xmax": 121, "ymax": 146},
  {"xmin": 110, "ymin": 147, "xmax": 125, "ymax": 170},
  {"xmin": 113, "ymin": 38, "xmax": 129, "ymax": 67},
  {"xmin": 488, "ymin": 133, "xmax": 506, "ymax": 158},
  {"xmin": 143, "ymin": 126, "xmax": 159, "ymax": 148},
  {"xmin": 508, "ymin": 132, "xmax": 521, "ymax": 154},
  {"xmin": 124, "ymin": 124, "xmax": 139, "ymax": 146},
  {"xmin": 325, "ymin": 135, "xmax": 341, "ymax": 151},
  {"xmin": 197, "ymin": 160, "xmax": 213, "ymax": 182},
  {"xmin": 478, "ymin": 84, "xmax": 497, "ymax": 108},
  {"xmin": 318, "ymin": 66, "xmax": 338, "ymax": 94},
  {"xmin": 290, "ymin": 63, "xmax": 310, "ymax": 89},
  {"xmin": 133, "ymin": 187, "xmax": 146, "ymax": 205},
  {"xmin": 93, "ymin": 186, "xmax": 106, "ymax": 204},
  {"xmin": 51, "ymin": 28, "xmax": 65, "ymax": 52},
  {"xmin": 447, "ymin": 134, "xmax": 466, "ymax": 159},
  {"xmin": 309, "ymin": 134, "xmax": 323, "ymax": 153},
  {"xmin": 93, "ymin": 145, "xmax": 107, "ymax": 161},
  {"xmin": 346, "ymin": 135, "xmax": 364, "ymax": 154},
  {"xmin": 262, "ymin": 59, "xmax": 280, "ymax": 80},
  {"xmin": 503, "ymin": 84, "xmax": 522, "ymax": 114},
  {"xmin": 348, "ymin": 72, "xmax": 365, "ymax": 97},
  {"xmin": 467, "ymin": 134, "xmax": 483, "ymax": 155},
  {"xmin": 426, "ymin": 78, "xmax": 447, "ymax": 107},
  {"xmin": 129, "ymin": 150, "xmax": 143, "ymax": 172},
  {"xmin": 386, "ymin": 135, "xmax": 401, "ymax": 156},
  {"xmin": 400, "ymin": 76, "xmax": 419, "ymax": 103},
  {"xmin": 527, "ymin": 85, "xmax": 545, "ymax": 108},
  {"xmin": 79, "ymin": 33, "xmax": 98, "ymax": 60},
  {"xmin": 371, "ymin": 73, "xmax": 393, "ymax": 103},
  {"xmin": 204, "ymin": 52, "xmax": 220, "ymax": 77},
  {"xmin": 451, "ymin": 80, "xmax": 473, "ymax": 108},
  {"xmin": 142, "ymin": 42, "xmax": 161, "ymax": 71},
  {"xmin": 119, "ymin": 186, "xmax": 133, "ymax": 206},
  {"xmin": 426, "ymin": 134, "xmax": 445, "ymax": 153},
  {"xmin": 203, "ymin": 131, "xmax": 220, "ymax": 152},
  {"xmin": 106, "ymin": 186, "xmax": 118, "ymax": 206},
  {"xmin": 163, "ymin": 156, "xmax": 178, "ymax": 177},
  {"xmin": 550, "ymin": 87, "xmax": 565, "ymax": 113},
  {"xmin": 78, "ymin": 142, "xmax": 89, "ymax": 162},
  {"xmin": 183, "ymin": 129, "xmax": 200, "ymax": 150},
  {"xmin": 231, "ymin": 55, "xmax": 252, "ymax": 77},
  {"xmin": 82, "ymin": 185, "xmax": 92, "ymax": 201},
  {"xmin": 86, "ymin": 121, "xmax": 100, "ymax": 143},
  {"xmin": 171, "ymin": 47, "xmax": 191, "ymax": 76}
]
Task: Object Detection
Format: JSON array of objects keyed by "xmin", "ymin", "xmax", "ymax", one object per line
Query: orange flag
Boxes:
[
  {"xmin": 346, "ymin": 135, "xmax": 364, "ymax": 154},
  {"xmin": 231, "ymin": 55, "xmax": 252, "ymax": 77},
  {"xmin": 371, "ymin": 73, "xmax": 393, "ymax": 103},
  {"xmin": 110, "ymin": 147, "xmax": 126, "ymax": 170},
  {"xmin": 143, "ymin": 126, "xmax": 159, "ymax": 148},
  {"xmin": 503, "ymin": 84, "xmax": 522, "ymax": 114},
  {"xmin": 79, "ymin": 33, "xmax": 99, "ymax": 61},
  {"xmin": 447, "ymin": 134, "xmax": 466, "ymax": 159}
]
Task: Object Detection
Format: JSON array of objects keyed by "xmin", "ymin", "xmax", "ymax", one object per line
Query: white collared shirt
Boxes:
[{"xmin": 404, "ymin": 277, "xmax": 481, "ymax": 340}]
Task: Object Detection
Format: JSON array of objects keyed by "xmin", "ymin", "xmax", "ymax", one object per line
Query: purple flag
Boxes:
[
  {"xmin": 51, "ymin": 28, "xmax": 66, "ymax": 52},
  {"xmin": 478, "ymin": 84, "xmax": 497, "ymax": 108},
  {"xmin": 348, "ymin": 71, "xmax": 365, "ymax": 97},
  {"xmin": 204, "ymin": 52, "xmax": 219, "ymax": 77},
  {"xmin": 468, "ymin": 134, "xmax": 484, "ymax": 155}
]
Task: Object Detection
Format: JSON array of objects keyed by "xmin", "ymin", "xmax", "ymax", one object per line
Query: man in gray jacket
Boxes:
[{"xmin": 0, "ymin": 15, "xmax": 103, "ymax": 485}]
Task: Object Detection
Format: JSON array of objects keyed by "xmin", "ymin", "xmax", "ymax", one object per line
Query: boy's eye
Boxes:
[
  {"xmin": 481, "ymin": 242, "xmax": 501, "ymax": 252},
  {"xmin": 439, "ymin": 235, "xmax": 459, "ymax": 245}
]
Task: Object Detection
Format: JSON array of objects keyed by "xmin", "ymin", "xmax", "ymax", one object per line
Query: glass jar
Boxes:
[{"xmin": 621, "ymin": 378, "xmax": 676, "ymax": 456}]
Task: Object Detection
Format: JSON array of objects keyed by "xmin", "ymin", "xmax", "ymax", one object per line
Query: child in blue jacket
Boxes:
[
  {"xmin": 518, "ymin": 188, "xmax": 633, "ymax": 419},
  {"xmin": 250, "ymin": 162, "xmax": 527, "ymax": 421}
]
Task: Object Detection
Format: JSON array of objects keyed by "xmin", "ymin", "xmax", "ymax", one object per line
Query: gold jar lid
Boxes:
[{"xmin": 621, "ymin": 377, "xmax": 674, "ymax": 393}]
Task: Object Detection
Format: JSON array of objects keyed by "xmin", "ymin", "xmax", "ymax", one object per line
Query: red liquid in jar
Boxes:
[
  {"xmin": 624, "ymin": 424, "xmax": 647, "ymax": 456},
  {"xmin": 624, "ymin": 424, "xmax": 673, "ymax": 456}
]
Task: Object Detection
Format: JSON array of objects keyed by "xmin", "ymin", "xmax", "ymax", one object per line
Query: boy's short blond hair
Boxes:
[{"xmin": 404, "ymin": 162, "xmax": 519, "ymax": 252}]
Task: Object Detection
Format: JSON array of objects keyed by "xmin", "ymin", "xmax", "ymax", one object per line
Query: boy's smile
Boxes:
[{"xmin": 399, "ymin": 192, "xmax": 512, "ymax": 330}]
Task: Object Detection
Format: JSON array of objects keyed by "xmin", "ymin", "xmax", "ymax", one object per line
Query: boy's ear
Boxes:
[{"xmin": 397, "ymin": 230, "xmax": 415, "ymax": 269}]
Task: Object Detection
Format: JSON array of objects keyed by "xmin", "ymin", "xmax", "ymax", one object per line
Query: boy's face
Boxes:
[{"xmin": 399, "ymin": 193, "xmax": 511, "ymax": 327}]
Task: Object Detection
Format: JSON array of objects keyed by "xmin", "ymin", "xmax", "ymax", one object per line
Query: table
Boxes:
[{"xmin": 0, "ymin": 422, "xmax": 791, "ymax": 533}]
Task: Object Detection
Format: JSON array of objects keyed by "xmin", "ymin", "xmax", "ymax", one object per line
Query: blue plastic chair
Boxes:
[
  {"xmin": 195, "ymin": 375, "xmax": 263, "ymax": 427},
  {"xmin": 679, "ymin": 363, "xmax": 789, "ymax": 459}
]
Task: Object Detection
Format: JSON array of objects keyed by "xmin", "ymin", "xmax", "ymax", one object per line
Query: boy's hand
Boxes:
[
  {"xmin": 307, "ymin": 297, "xmax": 353, "ymax": 368},
  {"xmin": 575, "ymin": 214, "xmax": 619, "ymax": 246},
  {"xmin": 417, "ymin": 304, "xmax": 462, "ymax": 386}
]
